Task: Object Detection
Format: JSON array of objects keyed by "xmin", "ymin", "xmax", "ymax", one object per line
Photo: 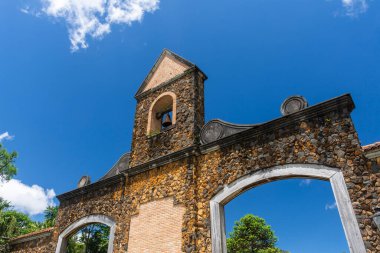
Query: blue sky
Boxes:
[
  {"xmin": 0, "ymin": 0, "xmax": 379, "ymax": 251},
  {"xmin": 225, "ymin": 179, "xmax": 349, "ymax": 252}
]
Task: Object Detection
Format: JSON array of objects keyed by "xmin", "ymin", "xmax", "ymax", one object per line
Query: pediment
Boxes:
[{"xmin": 135, "ymin": 49, "xmax": 194, "ymax": 96}]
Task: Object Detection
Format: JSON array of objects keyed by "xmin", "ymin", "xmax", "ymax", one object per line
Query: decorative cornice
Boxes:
[
  {"xmin": 200, "ymin": 119, "xmax": 260, "ymax": 144},
  {"xmin": 56, "ymin": 173, "xmax": 125, "ymax": 201},
  {"xmin": 363, "ymin": 142, "xmax": 380, "ymax": 153},
  {"xmin": 128, "ymin": 146, "xmax": 198, "ymax": 176},
  {"xmin": 100, "ymin": 152, "xmax": 130, "ymax": 181},
  {"xmin": 10, "ymin": 228, "xmax": 53, "ymax": 245},
  {"xmin": 364, "ymin": 150, "xmax": 380, "ymax": 160},
  {"xmin": 200, "ymin": 94, "xmax": 355, "ymax": 153}
]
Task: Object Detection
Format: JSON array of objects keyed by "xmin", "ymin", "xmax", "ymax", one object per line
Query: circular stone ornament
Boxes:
[
  {"xmin": 77, "ymin": 175, "xmax": 91, "ymax": 188},
  {"xmin": 201, "ymin": 121, "xmax": 224, "ymax": 144},
  {"xmin": 280, "ymin": 95, "xmax": 308, "ymax": 116}
]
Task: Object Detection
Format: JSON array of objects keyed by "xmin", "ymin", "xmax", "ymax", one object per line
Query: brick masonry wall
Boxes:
[
  {"xmin": 128, "ymin": 197, "xmax": 185, "ymax": 253},
  {"xmin": 143, "ymin": 55, "xmax": 189, "ymax": 92}
]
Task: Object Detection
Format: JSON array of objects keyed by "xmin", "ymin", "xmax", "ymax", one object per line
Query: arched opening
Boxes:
[
  {"xmin": 225, "ymin": 178, "xmax": 348, "ymax": 252},
  {"xmin": 55, "ymin": 215, "xmax": 116, "ymax": 253},
  {"xmin": 210, "ymin": 164, "xmax": 366, "ymax": 253},
  {"xmin": 147, "ymin": 92, "xmax": 177, "ymax": 135},
  {"xmin": 66, "ymin": 223, "xmax": 110, "ymax": 253}
]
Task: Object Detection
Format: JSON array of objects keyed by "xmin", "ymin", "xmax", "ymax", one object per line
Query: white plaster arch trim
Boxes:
[
  {"xmin": 147, "ymin": 91, "xmax": 177, "ymax": 135},
  {"xmin": 55, "ymin": 214, "xmax": 116, "ymax": 253},
  {"xmin": 210, "ymin": 164, "xmax": 366, "ymax": 253}
]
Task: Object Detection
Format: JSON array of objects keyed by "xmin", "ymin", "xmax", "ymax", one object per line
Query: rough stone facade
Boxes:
[
  {"xmin": 362, "ymin": 142, "xmax": 380, "ymax": 252},
  {"xmin": 10, "ymin": 49, "xmax": 380, "ymax": 253},
  {"xmin": 10, "ymin": 228, "xmax": 54, "ymax": 253},
  {"xmin": 129, "ymin": 68, "xmax": 205, "ymax": 167}
]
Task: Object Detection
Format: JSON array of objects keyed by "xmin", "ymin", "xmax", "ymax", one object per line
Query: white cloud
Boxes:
[
  {"xmin": 299, "ymin": 179, "xmax": 312, "ymax": 186},
  {"xmin": 20, "ymin": 6, "xmax": 42, "ymax": 17},
  {"xmin": 0, "ymin": 132, "xmax": 14, "ymax": 142},
  {"xmin": 341, "ymin": 0, "xmax": 368, "ymax": 17},
  {"xmin": 34, "ymin": 0, "xmax": 159, "ymax": 51},
  {"xmin": 20, "ymin": 7, "xmax": 30, "ymax": 14},
  {"xmin": 24, "ymin": 0, "xmax": 369, "ymax": 50},
  {"xmin": 0, "ymin": 179, "xmax": 56, "ymax": 216},
  {"xmin": 325, "ymin": 202, "xmax": 337, "ymax": 210}
]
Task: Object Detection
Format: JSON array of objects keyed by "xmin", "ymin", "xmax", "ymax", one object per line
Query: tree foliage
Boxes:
[
  {"xmin": 0, "ymin": 144, "xmax": 59, "ymax": 252},
  {"xmin": 0, "ymin": 203, "xmax": 58, "ymax": 252},
  {"xmin": 0, "ymin": 144, "xmax": 17, "ymax": 252},
  {"xmin": 0, "ymin": 199, "xmax": 11, "ymax": 253},
  {"xmin": 1, "ymin": 210, "xmax": 35, "ymax": 237},
  {"xmin": 0, "ymin": 144, "xmax": 17, "ymax": 181},
  {"xmin": 44, "ymin": 206, "xmax": 58, "ymax": 228},
  {"xmin": 0, "ymin": 199, "xmax": 38, "ymax": 252},
  {"xmin": 67, "ymin": 223, "xmax": 110, "ymax": 253},
  {"xmin": 227, "ymin": 214, "xmax": 286, "ymax": 253}
]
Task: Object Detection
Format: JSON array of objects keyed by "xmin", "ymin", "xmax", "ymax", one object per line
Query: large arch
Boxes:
[
  {"xmin": 210, "ymin": 164, "xmax": 366, "ymax": 253},
  {"xmin": 55, "ymin": 214, "xmax": 116, "ymax": 253}
]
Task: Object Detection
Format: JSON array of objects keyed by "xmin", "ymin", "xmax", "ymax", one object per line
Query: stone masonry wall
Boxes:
[
  {"xmin": 361, "ymin": 154, "xmax": 380, "ymax": 251},
  {"xmin": 193, "ymin": 109, "xmax": 380, "ymax": 253},
  {"xmin": 10, "ymin": 230, "xmax": 54, "ymax": 253},
  {"xmin": 10, "ymin": 99, "xmax": 379, "ymax": 253}
]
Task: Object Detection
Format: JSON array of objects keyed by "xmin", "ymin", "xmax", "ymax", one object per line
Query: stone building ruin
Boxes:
[{"xmin": 10, "ymin": 49, "xmax": 380, "ymax": 252}]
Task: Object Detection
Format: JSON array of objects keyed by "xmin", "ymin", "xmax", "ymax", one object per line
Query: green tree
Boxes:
[
  {"xmin": 0, "ymin": 145, "xmax": 60, "ymax": 252},
  {"xmin": 0, "ymin": 144, "xmax": 17, "ymax": 181},
  {"xmin": 0, "ymin": 210, "xmax": 35, "ymax": 237},
  {"xmin": 66, "ymin": 223, "xmax": 110, "ymax": 253},
  {"xmin": 0, "ymin": 144, "xmax": 17, "ymax": 252},
  {"xmin": 0, "ymin": 202, "xmax": 59, "ymax": 252},
  {"xmin": 43, "ymin": 206, "xmax": 58, "ymax": 227},
  {"xmin": 67, "ymin": 235, "xmax": 85, "ymax": 253},
  {"xmin": 0, "ymin": 201, "xmax": 9, "ymax": 213},
  {"xmin": 227, "ymin": 214, "xmax": 286, "ymax": 253},
  {"xmin": 0, "ymin": 199, "xmax": 11, "ymax": 253},
  {"xmin": 81, "ymin": 224, "xmax": 110, "ymax": 253},
  {"xmin": 0, "ymin": 205, "xmax": 38, "ymax": 253}
]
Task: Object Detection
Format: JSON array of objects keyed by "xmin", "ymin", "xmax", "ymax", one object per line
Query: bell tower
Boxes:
[{"xmin": 129, "ymin": 49, "xmax": 207, "ymax": 167}]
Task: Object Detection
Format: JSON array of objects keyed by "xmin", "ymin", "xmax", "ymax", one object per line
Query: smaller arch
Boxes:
[
  {"xmin": 147, "ymin": 92, "xmax": 177, "ymax": 135},
  {"xmin": 55, "ymin": 214, "xmax": 116, "ymax": 253}
]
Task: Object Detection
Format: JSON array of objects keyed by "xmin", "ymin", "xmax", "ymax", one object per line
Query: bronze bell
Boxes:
[{"xmin": 162, "ymin": 114, "xmax": 172, "ymax": 128}]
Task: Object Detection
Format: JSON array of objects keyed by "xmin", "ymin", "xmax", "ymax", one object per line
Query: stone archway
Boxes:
[
  {"xmin": 210, "ymin": 164, "xmax": 366, "ymax": 253},
  {"xmin": 55, "ymin": 215, "xmax": 116, "ymax": 253}
]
